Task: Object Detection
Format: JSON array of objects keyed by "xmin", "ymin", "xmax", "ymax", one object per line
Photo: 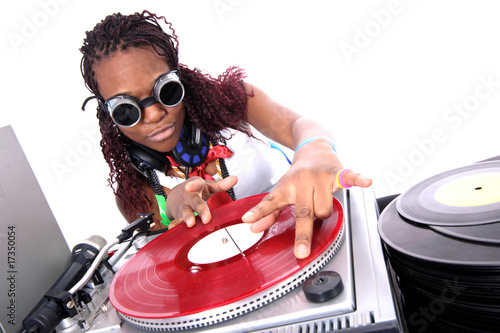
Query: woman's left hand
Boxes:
[
  {"xmin": 166, "ymin": 175, "xmax": 238, "ymax": 229},
  {"xmin": 241, "ymin": 138, "xmax": 372, "ymax": 259}
]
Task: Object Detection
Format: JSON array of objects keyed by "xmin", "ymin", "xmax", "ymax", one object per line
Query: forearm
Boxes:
[
  {"xmin": 244, "ymin": 83, "xmax": 335, "ymax": 152},
  {"xmin": 290, "ymin": 117, "xmax": 335, "ymax": 151},
  {"xmin": 244, "ymin": 83, "xmax": 297, "ymax": 148}
]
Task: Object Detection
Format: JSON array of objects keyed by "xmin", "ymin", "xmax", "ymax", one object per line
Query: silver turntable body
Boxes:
[{"xmin": 57, "ymin": 187, "xmax": 401, "ymax": 333}]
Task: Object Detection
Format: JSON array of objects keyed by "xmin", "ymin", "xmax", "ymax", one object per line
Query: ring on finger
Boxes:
[{"xmin": 336, "ymin": 168, "xmax": 352, "ymax": 189}]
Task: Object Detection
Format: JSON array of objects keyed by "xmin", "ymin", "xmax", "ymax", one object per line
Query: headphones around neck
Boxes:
[
  {"xmin": 125, "ymin": 121, "xmax": 237, "ymax": 208},
  {"xmin": 125, "ymin": 122, "xmax": 210, "ymax": 176}
]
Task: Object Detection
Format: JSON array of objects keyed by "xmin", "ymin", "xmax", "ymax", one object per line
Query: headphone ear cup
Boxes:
[
  {"xmin": 169, "ymin": 123, "xmax": 210, "ymax": 167},
  {"xmin": 125, "ymin": 141, "xmax": 170, "ymax": 174}
]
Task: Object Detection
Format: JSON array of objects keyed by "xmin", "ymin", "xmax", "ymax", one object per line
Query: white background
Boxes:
[{"xmin": 1, "ymin": 0, "xmax": 499, "ymax": 249}]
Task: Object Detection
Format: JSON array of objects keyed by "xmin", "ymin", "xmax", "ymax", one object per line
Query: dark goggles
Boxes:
[{"xmin": 82, "ymin": 70, "xmax": 184, "ymax": 127}]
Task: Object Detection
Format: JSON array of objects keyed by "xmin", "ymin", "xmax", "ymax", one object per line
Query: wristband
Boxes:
[
  {"xmin": 155, "ymin": 194, "xmax": 172, "ymax": 227},
  {"xmin": 155, "ymin": 194, "xmax": 198, "ymax": 227},
  {"xmin": 295, "ymin": 137, "xmax": 337, "ymax": 153}
]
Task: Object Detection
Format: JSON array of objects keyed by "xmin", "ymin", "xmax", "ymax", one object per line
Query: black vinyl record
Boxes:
[
  {"xmin": 379, "ymin": 198, "xmax": 500, "ymax": 267},
  {"xmin": 379, "ymin": 198, "xmax": 500, "ymax": 332},
  {"xmin": 396, "ymin": 161, "xmax": 500, "ymax": 226},
  {"xmin": 431, "ymin": 221, "xmax": 500, "ymax": 245}
]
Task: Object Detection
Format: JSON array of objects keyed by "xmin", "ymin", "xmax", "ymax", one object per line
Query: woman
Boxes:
[{"xmin": 80, "ymin": 10, "xmax": 372, "ymax": 259}]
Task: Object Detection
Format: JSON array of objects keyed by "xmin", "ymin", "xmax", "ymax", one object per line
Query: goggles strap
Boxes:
[
  {"xmin": 81, "ymin": 95, "xmax": 104, "ymax": 111},
  {"xmin": 139, "ymin": 96, "xmax": 157, "ymax": 109}
]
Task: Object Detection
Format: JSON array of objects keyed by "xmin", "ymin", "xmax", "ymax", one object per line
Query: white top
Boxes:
[{"xmin": 156, "ymin": 129, "xmax": 293, "ymax": 199}]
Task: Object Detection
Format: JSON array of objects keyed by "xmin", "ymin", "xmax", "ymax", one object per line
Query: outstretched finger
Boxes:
[
  {"xmin": 183, "ymin": 176, "xmax": 209, "ymax": 194},
  {"xmin": 178, "ymin": 204, "xmax": 201, "ymax": 228},
  {"xmin": 293, "ymin": 188, "xmax": 315, "ymax": 259},
  {"xmin": 241, "ymin": 191, "xmax": 288, "ymax": 224},
  {"xmin": 335, "ymin": 169, "xmax": 372, "ymax": 190},
  {"xmin": 248, "ymin": 210, "xmax": 282, "ymax": 233},
  {"xmin": 205, "ymin": 176, "xmax": 238, "ymax": 197}
]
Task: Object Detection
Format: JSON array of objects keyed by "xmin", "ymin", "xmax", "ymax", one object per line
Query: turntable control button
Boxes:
[{"xmin": 303, "ymin": 270, "xmax": 344, "ymax": 302}]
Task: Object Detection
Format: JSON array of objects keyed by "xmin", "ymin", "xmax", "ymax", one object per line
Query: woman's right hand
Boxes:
[{"xmin": 166, "ymin": 175, "xmax": 238, "ymax": 229}]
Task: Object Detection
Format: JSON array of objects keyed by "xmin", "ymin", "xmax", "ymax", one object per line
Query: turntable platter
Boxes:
[{"xmin": 109, "ymin": 193, "xmax": 345, "ymax": 331}]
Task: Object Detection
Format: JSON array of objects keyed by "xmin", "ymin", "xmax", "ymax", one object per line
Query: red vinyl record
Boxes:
[{"xmin": 109, "ymin": 193, "xmax": 345, "ymax": 331}]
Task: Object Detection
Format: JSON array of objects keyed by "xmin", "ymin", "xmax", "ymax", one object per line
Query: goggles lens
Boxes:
[
  {"xmin": 113, "ymin": 103, "xmax": 141, "ymax": 127},
  {"xmin": 159, "ymin": 81, "xmax": 184, "ymax": 106},
  {"xmin": 105, "ymin": 70, "xmax": 184, "ymax": 127}
]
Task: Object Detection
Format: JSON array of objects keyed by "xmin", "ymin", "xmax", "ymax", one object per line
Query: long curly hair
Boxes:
[{"xmin": 80, "ymin": 10, "xmax": 250, "ymax": 217}]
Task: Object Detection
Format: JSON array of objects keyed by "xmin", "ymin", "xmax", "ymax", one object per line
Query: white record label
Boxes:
[{"xmin": 188, "ymin": 223, "xmax": 264, "ymax": 264}]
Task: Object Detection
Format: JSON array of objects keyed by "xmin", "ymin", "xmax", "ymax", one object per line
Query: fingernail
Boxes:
[
  {"xmin": 296, "ymin": 244, "xmax": 308, "ymax": 258},
  {"xmin": 242, "ymin": 211, "xmax": 253, "ymax": 221}
]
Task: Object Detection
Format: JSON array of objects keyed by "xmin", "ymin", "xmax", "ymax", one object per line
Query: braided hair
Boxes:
[{"xmin": 80, "ymin": 10, "xmax": 249, "ymax": 218}]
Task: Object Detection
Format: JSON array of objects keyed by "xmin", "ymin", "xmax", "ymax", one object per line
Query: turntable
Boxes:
[
  {"xmin": 65, "ymin": 187, "xmax": 401, "ymax": 333},
  {"xmin": 18, "ymin": 156, "xmax": 500, "ymax": 333}
]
